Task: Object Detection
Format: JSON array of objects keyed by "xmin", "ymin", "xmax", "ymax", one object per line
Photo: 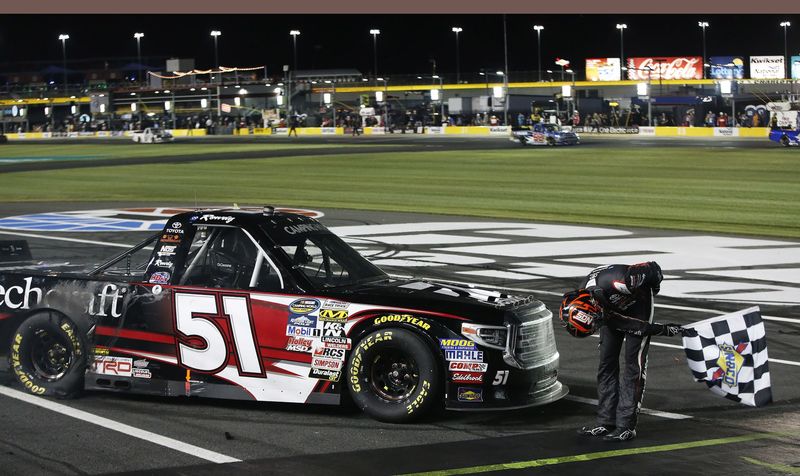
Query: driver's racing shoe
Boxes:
[
  {"xmin": 603, "ymin": 427, "xmax": 637, "ymax": 442},
  {"xmin": 577, "ymin": 424, "xmax": 614, "ymax": 437}
]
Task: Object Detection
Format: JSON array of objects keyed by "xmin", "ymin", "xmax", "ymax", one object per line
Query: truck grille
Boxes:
[{"xmin": 510, "ymin": 303, "xmax": 559, "ymax": 369}]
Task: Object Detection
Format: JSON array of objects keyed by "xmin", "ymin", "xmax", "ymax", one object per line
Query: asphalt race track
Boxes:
[
  {"xmin": 0, "ymin": 136, "xmax": 797, "ymax": 475},
  {"xmin": 0, "ymin": 134, "xmax": 778, "ymax": 174}
]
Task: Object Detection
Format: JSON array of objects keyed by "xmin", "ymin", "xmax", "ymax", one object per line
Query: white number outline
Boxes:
[
  {"xmin": 173, "ymin": 291, "xmax": 264, "ymax": 378},
  {"xmin": 493, "ymin": 370, "xmax": 509, "ymax": 386}
]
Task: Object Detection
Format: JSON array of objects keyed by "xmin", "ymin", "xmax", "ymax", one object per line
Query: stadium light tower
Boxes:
[
  {"xmin": 58, "ymin": 34, "xmax": 69, "ymax": 91},
  {"xmin": 780, "ymin": 21, "xmax": 791, "ymax": 78},
  {"xmin": 533, "ymin": 25, "xmax": 544, "ymax": 82},
  {"xmin": 616, "ymin": 24, "xmax": 627, "ymax": 75},
  {"xmin": 133, "ymin": 33, "xmax": 144, "ymax": 86},
  {"xmin": 210, "ymin": 30, "xmax": 222, "ymax": 69},
  {"xmin": 289, "ymin": 30, "xmax": 300, "ymax": 72},
  {"xmin": 698, "ymin": 22, "xmax": 709, "ymax": 79},
  {"xmin": 370, "ymin": 29, "xmax": 380, "ymax": 78},
  {"xmin": 452, "ymin": 27, "xmax": 463, "ymax": 83}
]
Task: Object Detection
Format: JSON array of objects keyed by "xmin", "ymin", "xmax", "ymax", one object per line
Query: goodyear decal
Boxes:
[
  {"xmin": 373, "ymin": 314, "xmax": 431, "ymax": 331},
  {"xmin": 439, "ymin": 338, "xmax": 477, "ymax": 351}
]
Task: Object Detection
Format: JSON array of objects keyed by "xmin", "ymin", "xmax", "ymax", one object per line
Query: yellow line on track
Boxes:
[
  {"xmin": 742, "ymin": 456, "xmax": 800, "ymax": 474},
  {"xmin": 398, "ymin": 431, "xmax": 796, "ymax": 476}
]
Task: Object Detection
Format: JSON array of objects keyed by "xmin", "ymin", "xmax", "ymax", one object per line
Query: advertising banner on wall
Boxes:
[
  {"xmin": 626, "ymin": 57, "xmax": 703, "ymax": 80},
  {"xmin": 585, "ymin": 58, "xmax": 621, "ymax": 81},
  {"xmin": 792, "ymin": 56, "xmax": 800, "ymax": 80},
  {"xmin": 708, "ymin": 56, "xmax": 745, "ymax": 79},
  {"xmin": 750, "ymin": 56, "xmax": 785, "ymax": 79}
]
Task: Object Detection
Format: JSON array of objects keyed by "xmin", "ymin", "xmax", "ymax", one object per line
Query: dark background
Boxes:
[{"xmin": 0, "ymin": 14, "xmax": 798, "ymax": 76}]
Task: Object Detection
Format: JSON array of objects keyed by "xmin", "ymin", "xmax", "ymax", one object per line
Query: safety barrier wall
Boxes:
[
  {"xmin": 3, "ymin": 126, "xmax": 770, "ymax": 139},
  {"xmin": 3, "ymin": 129, "xmax": 207, "ymax": 140}
]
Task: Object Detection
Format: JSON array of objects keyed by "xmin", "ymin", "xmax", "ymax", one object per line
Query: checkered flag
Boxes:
[{"xmin": 682, "ymin": 306, "xmax": 772, "ymax": 407}]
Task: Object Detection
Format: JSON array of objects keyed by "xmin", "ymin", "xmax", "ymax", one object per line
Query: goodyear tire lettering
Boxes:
[
  {"xmin": 10, "ymin": 313, "xmax": 86, "ymax": 398},
  {"xmin": 406, "ymin": 380, "xmax": 431, "ymax": 414},
  {"xmin": 349, "ymin": 330, "xmax": 393, "ymax": 394},
  {"xmin": 347, "ymin": 328, "xmax": 441, "ymax": 423}
]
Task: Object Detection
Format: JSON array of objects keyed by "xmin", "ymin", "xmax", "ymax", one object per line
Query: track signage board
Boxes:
[{"xmin": 626, "ymin": 57, "xmax": 703, "ymax": 80}]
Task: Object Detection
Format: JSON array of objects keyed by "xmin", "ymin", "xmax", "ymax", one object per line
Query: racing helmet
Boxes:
[{"xmin": 559, "ymin": 289, "xmax": 602, "ymax": 338}]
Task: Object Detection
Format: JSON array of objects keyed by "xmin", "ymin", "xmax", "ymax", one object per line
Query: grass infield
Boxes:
[
  {"xmin": 1, "ymin": 145, "xmax": 798, "ymax": 238},
  {"xmin": 0, "ymin": 142, "xmax": 353, "ymax": 163}
]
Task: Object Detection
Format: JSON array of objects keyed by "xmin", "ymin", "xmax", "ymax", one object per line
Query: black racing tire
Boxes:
[
  {"xmin": 781, "ymin": 136, "xmax": 790, "ymax": 147},
  {"xmin": 347, "ymin": 328, "xmax": 442, "ymax": 423},
  {"xmin": 9, "ymin": 311, "xmax": 87, "ymax": 399},
  {"xmin": 547, "ymin": 137, "xmax": 556, "ymax": 146},
  {"xmin": 518, "ymin": 137, "xmax": 526, "ymax": 145}
]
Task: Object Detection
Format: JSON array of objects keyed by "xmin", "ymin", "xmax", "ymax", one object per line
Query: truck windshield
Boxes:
[{"xmin": 262, "ymin": 218, "xmax": 388, "ymax": 289}]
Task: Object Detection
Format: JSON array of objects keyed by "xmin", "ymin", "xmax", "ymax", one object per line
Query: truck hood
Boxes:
[{"xmin": 325, "ymin": 278, "xmax": 537, "ymax": 325}]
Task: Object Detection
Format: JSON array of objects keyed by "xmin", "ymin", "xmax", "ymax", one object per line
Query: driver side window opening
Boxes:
[
  {"xmin": 280, "ymin": 238, "xmax": 352, "ymax": 286},
  {"xmin": 178, "ymin": 226, "xmax": 283, "ymax": 291}
]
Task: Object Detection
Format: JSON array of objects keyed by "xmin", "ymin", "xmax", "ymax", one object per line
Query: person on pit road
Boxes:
[{"xmin": 559, "ymin": 261, "xmax": 693, "ymax": 442}]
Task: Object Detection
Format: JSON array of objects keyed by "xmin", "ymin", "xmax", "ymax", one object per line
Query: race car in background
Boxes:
[
  {"xmin": 0, "ymin": 208, "xmax": 567, "ymax": 423},
  {"xmin": 769, "ymin": 128, "xmax": 800, "ymax": 147},
  {"xmin": 131, "ymin": 128, "xmax": 174, "ymax": 144},
  {"xmin": 511, "ymin": 123, "xmax": 580, "ymax": 146}
]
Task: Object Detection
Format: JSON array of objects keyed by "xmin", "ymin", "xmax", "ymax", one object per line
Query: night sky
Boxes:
[{"xmin": 1, "ymin": 14, "xmax": 798, "ymax": 77}]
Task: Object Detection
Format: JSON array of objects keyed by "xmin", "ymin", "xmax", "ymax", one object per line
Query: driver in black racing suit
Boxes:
[{"xmin": 566, "ymin": 262, "xmax": 689, "ymax": 442}]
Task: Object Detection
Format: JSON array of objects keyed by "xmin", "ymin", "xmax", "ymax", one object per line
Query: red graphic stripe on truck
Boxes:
[{"xmin": 96, "ymin": 326, "xmax": 176, "ymax": 345}]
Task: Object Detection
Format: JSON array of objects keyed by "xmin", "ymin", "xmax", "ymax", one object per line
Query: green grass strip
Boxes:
[
  {"xmin": 0, "ymin": 142, "xmax": 370, "ymax": 162},
  {"xmin": 0, "ymin": 146, "xmax": 798, "ymax": 237},
  {"xmin": 398, "ymin": 431, "xmax": 793, "ymax": 476}
]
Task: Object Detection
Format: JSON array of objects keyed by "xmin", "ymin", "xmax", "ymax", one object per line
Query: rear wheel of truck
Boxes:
[{"xmin": 9, "ymin": 311, "xmax": 87, "ymax": 399}]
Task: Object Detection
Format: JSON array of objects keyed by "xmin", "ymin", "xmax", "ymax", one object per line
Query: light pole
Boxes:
[
  {"xmin": 616, "ymin": 24, "xmax": 627, "ymax": 76},
  {"xmin": 369, "ymin": 29, "xmax": 380, "ymax": 79},
  {"xmin": 133, "ymin": 32, "xmax": 144, "ymax": 86},
  {"xmin": 58, "ymin": 34, "xmax": 69, "ymax": 92},
  {"xmin": 210, "ymin": 30, "xmax": 221, "ymax": 69},
  {"xmin": 502, "ymin": 14, "xmax": 509, "ymax": 126},
  {"xmin": 698, "ymin": 22, "xmax": 709, "ymax": 79},
  {"xmin": 452, "ymin": 27, "xmax": 462, "ymax": 84},
  {"xmin": 781, "ymin": 21, "xmax": 791, "ymax": 78},
  {"xmin": 533, "ymin": 25, "xmax": 544, "ymax": 82},
  {"xmin": 289, "ymin": 30, "xmax": 300, "ymax": 72}
]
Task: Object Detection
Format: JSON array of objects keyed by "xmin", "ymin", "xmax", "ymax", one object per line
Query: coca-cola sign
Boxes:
[{"xmin": 626, "ymin": 57, "xmax": 703, "ymax": 81}]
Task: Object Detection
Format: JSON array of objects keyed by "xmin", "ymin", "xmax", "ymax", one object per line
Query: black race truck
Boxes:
[{"xmin": 0, "ymin": 207, "xmax": 566, "ymax": 422}]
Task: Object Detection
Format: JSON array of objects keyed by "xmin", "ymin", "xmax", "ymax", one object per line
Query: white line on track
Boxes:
[
  {"xmin": 563, "ymin": 395, "xmax": 692, "ymax": 420},
  {"xmin": 0, "ymin": 385, "xmax": 241, "ymax": 464}
]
